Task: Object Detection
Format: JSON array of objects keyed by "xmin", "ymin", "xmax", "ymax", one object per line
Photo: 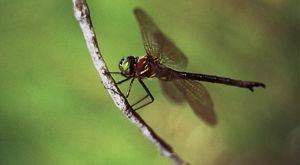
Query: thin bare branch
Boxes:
[{"xmin": 72, "ymin": 0, "xmax": 188, "ymax": 164}]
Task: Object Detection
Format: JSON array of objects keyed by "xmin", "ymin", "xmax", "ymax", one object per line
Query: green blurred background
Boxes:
[{"xmin": 0, "ymin": 0, "xmax": 299, "ymax": 165}]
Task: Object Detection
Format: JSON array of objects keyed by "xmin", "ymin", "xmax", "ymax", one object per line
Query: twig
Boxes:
[{"xmin": 72, "ymin": 0, "xmax": 188, "ymax": 164}]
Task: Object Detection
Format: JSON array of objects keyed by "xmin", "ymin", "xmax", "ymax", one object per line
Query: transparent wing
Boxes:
[
  {"xmin": 134, "ymin": 8, "xmax": 161, "ymax": 59},
  {"xmin": 173, "ymin": 79, "xmax": 216, "ymax": 125},
  {"xmin": 159, "ymin": 80, "xmax": 185, "ymax": 103},
  {"xmin": 134, "ymin": 8, "xmax": 188, "ymax": 69},
  {"xmin": 154, "ymin": 32, "xmax": 188, "ymax": 69}
]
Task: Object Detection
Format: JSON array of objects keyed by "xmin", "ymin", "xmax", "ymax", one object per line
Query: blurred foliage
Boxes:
[{"xmin": 0, "ymin": 0, "xmax": 299, "ymax": 165}]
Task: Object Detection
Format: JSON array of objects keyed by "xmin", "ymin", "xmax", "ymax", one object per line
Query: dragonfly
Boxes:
[{"xmin": 111, "ymin": 8, "xmax": 265, "ymax": 125}]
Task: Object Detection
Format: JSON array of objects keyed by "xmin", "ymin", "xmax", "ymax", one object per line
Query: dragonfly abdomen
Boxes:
[
  {"xmin": 155, "ymin": 67, "xmax": 180, "ymax": 81},
  {"xmin": 177, "ymin": 71, "xmax": 265, "ymax": 91}
]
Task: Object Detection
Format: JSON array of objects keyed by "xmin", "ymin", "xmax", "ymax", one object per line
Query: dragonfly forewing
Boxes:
[
  {"xmin": 154, "ymin": 32, "xmax": 188, "ymax": 69},
  {"xmin": 134, "ymin": 8, "xmax": 188, "ymax": 70},
  {"xmin": 134, "ymin": 8, "xmax": 161, "ymax": 59}
]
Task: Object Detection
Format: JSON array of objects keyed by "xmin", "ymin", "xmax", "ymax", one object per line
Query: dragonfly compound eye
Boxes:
[{"xmin": 119, "ymin": 56, "xmax": 135, "ymax": 76}]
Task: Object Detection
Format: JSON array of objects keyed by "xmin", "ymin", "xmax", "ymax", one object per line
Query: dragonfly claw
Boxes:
[{"xmin": 247, "ymin": 82, "xmax": 266, "ymax": 92}]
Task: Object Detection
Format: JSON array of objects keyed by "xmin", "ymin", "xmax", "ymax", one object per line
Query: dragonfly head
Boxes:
[{"xmin": 119, "ymin": 56, "xmax": 136, "ymax": 77}]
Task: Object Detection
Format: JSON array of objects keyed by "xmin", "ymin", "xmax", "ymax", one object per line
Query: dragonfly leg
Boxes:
[
  {"xmin": 116, "ymin": 78, "xmax": 131, "ymax": 84},
  {"xmin": 125, "ymin": 78, "xmax": 135, "ymax": 98},
  {"xmin": 131, "ymin": 79, "xmax": 154, "ymax": 111},
  {"xmin": 108, "ymin": 71, "xmax": 128, "ymax": 84},
  {"xmin": 131, "ymin": 95, "xmax": 148, "ymax": 108},
  {"xmin": 110, "ymin": 71, "xmax": 122, "ymax": 74}
]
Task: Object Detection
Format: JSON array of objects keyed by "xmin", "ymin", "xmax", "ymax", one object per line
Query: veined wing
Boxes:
[
  {"xmin": 134, "ymin": 8, "xmax": 160, "ymax": 59},
  {"xmin": 134, "ymin": 8, "xmax": 188, "ymax": 69},
  {"xmin": 173, "ymin": 79, "xmax": 216, "ymax": 125},
  {"xmin": 159, "ymin": 80, "xmax": 185, "ymax": 103}
]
